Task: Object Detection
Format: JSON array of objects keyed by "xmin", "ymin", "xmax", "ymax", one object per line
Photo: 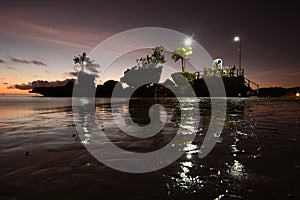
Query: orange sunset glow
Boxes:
[{"xmin": 1, "ymin": 0, "xmax": 300, "ymax": 95}]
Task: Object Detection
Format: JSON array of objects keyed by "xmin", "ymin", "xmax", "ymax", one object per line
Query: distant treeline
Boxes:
[
  {"xmin": 30, "ymin": 79, "xmax": 176, "ymax": 98},
  {"xmin": 258, "ymin": 87, "xmax": 300, "ymax": 97}
]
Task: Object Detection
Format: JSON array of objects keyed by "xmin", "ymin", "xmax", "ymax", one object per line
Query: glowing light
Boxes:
[
  {"xmin": 296, "ymin": 92, "xmax": 300, "ymax": 97},
  {"xmin": 184, "ymin": 37, "xmax": 192, "ymax": 46},
  {"xmin": 181, "ymin": 161, "xmax": 193, "ymax": 168},
  {"xmin": 233, "ymin": 36, "xmax": 240, "ymax": 42},
  {"xmin": 186, "ymin": 154, "xmax": 192, "ymax": 159}
]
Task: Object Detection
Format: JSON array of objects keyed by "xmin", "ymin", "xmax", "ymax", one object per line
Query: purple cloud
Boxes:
[{"xmin": 10, "ymin": 56, "xmax": 47, "ymax": 66}]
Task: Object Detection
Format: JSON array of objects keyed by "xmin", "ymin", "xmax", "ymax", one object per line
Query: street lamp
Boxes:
[
  {"xmin": 184, "ymin": 37, "xmax": 192, "ymax": 46},
  {"xmin": 233, "ymin": 36, "xmax": 241, "ymax": 70},
  {"xmin": 233, "ymin": 36, "xmax": 240, "ymax": 42}
]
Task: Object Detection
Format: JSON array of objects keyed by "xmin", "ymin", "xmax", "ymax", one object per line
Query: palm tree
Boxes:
[
  {"xmin": 171, "ymin": 46, "xmax": 192, "ymax": 72},
  {"xmin": 73, "ymin": 52, "xmax": 91, "ymax": 71}
]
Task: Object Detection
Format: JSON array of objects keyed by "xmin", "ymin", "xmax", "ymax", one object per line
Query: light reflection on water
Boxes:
[
  {"xmin": 226, "ymin": 160, "xmax": 247, "ymax": 179},
  {"xmin": 0, "ymin": 97, "xmax": 300, "ymax": 199}
]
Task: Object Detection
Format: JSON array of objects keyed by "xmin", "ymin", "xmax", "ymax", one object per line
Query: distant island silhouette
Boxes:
[
  {"xmin": 28, "ymin": 50, "xmax": 300, "ymax": 98},
  {"xmin": 29, "ymin": 78, "xmax": 300, "ymax": 98}
]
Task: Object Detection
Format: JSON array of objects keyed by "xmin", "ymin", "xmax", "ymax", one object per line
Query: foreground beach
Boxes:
[{"xmin": 0, "ymin": 97, "xmax": 299, "ymax": 199}]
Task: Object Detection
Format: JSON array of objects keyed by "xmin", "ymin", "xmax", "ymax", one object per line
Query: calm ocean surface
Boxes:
[{"xmin": 0, "ymin": 96, "xmax": 299, "ymax": 199}]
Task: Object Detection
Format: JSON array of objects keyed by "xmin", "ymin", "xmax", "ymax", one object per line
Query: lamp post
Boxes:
[{"xmin": 234, "ymin": 36, "xmax": 241, "ymax": 70}]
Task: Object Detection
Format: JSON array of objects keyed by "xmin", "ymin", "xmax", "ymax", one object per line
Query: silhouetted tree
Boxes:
[
  {"xmin": 132, "ymin": 46, "xmax": 166, "ymax": 69},
  {"xmin": 121, "ymin": 46, "xmax": 166, "ymax": 88}
]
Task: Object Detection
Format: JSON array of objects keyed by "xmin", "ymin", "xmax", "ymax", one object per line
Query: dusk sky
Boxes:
[{"xmin": 0, "ymin": 0, "xmax": 299, "ymax": 94}]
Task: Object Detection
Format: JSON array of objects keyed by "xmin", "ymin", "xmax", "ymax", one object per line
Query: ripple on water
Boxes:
[{"xmin": 0, "ymin": 97, "xmax": 299, "ymax": 199}]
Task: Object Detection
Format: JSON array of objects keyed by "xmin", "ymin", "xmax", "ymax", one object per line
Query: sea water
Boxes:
[{"xmin": 0, "ymin": 96, "xmax": 299, "ymax": 199}]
